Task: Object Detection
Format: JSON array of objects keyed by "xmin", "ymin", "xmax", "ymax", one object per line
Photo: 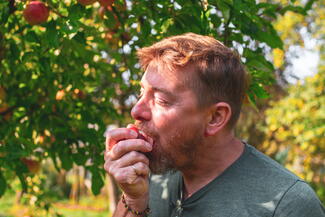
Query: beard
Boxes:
[{"xmin": 136, "ymin": 122, "xmax": 204, "ymax": 175}]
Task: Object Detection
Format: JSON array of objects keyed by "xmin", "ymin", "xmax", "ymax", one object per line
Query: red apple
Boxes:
[
  {"xmin": 108, "ymin": 126, "xmax": 147, "ymax": 150},
  {"xmin": 23, "ymin": 1, "xmax": 49, "ymax": 25},
  {"xmin": 77, "ymin": 0, "xmax": 97, "ymax": 6},
  {"xmin": 129, "ymin": 127, "xmax": 147, "ymax": 141},
  {"xmin": 98, "ymin": 0, "xmax": 114, "ymax": 7},
  {"xmin": 21, "ymin": 158, "xmax": 40, "ymax": 174}
]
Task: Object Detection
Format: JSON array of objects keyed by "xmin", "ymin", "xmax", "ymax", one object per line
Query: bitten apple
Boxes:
[
  {"xmin": 108, "ymin": 127, "xmax": 147, "ymax": 151},
  {"xmin": 129, "ymin": 127, "xmax": 147, "ymax": 141},
  {"xmin": 23, "ymin": 1, "xmax": 49, "ymax": 25}
]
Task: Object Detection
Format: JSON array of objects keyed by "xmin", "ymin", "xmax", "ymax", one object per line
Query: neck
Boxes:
[{"xmin": 181, "ymin": 133, "xmax": 244, "ymax": 200}]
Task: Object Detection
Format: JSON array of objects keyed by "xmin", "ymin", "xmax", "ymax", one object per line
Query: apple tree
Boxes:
[{"xmin": 0, "ymin": 0, "xmax": 316, "ymax": 211}]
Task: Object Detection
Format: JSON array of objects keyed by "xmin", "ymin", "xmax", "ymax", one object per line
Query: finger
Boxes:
[
  {"xmin": 105, "ymin": 128, "xmax": 138, "ymax": 151},
  {"xmin": 132, "ymin": 162, "xmax": 150, "ymax": 177},
  {"xmin": 104, "ymin": 158, "xmax": 113, "ymax": 175},
  {"xmin": 111, "ymin": 139, "xmax": 152, "ymax": 160},
  {"xmin": 114, "ymin": 151, "xmax": 149, "ymax": 168},
  {"xmin": 113, "ymin": 163, "xmax": 150, "ymax": 185},
  {"xmin": 104, "ymin": 150, "xmax": 110, "ymax": 161},
  {"xmin": 113, "ymin": 166, "xmax": 138, "ymax": 185},
  {"xmin": 104, "ymin": 151, "xmax": 149, "ymax": 174}
]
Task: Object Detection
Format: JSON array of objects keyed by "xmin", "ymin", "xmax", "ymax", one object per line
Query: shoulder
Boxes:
[
  {"xmin": 244, "ymin": 144, "xmax": 301, "ymax": 182},
  {"xmin": 273, "ymin": 180, "xmax": 325, "ymax": 217},
  {"xmin": 235, "ymin": 144, "xmax": 324, "ymax": 215}
]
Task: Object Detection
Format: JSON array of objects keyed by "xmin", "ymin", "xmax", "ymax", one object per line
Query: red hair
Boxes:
[{"xmin": 137, "ymin": 33, "xmax": 248, "ymax": 127}]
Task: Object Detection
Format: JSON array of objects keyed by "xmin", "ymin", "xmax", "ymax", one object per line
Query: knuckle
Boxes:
[
  {"xmin": 104, "ymin": 151, "xmax": 110, "ymax": 160},
  {"xmin": 115, "ymin": 170, "xmax": 127, "ymax": 182},
  {"xmin": 112, "ymin": 143, "xmax": 122, "ymax": 156},
  {"xmin": 137, "ymin": 162, "xmax": 146, "ymax": 170},
  {"xmin": 129, "ymin": 151, "xmax": 139, "ymax": 159},
  {"xmin": 140, "ymin": 155, "xmax": 149, "ymax": 165},
  {"xmin": 104, "ymin": 162, "xmax": 112, "ymax": 174},
  {"xmin": 108, "ymin": 166, "xmax": 114, "ymax": 175}
]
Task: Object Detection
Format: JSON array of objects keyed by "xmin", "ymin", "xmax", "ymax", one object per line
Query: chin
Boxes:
[{"xmin": 146, "ymin": 142, "xmax": 176, "ymax": 175}]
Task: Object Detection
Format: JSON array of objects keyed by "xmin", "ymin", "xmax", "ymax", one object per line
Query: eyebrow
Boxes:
[
  {"xmin": 140, "ymin": 83, "xmax": 176, "ymax": 99},
  {"xmin": 152, "ymin": 87, "xmax": 175, "ymax": 98}
]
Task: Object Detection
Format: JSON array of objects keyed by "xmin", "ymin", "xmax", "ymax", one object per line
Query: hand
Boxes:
[{"xmin": 104, "ymin": 126, "xmax": 153, "ymax": 201}]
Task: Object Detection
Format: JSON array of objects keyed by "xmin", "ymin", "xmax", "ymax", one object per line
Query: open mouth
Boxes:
[{"xmin": 139, "ymin": 129, "xmax": 154, "ymax": 145}]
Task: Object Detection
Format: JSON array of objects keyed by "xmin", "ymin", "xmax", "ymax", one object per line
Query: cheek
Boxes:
[{"xmin": 151, "ymin": 108, "xmax": 180, "ymax": 131}]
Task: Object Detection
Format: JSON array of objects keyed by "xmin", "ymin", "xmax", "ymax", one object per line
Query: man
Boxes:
[{"xmin": 104, "ymin": 33, "xmax": 325, "ymax": 217}]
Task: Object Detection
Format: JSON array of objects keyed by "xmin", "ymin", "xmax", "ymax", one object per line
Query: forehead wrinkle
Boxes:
[{"xmin": 143, "ymin": 62, "xmax": 188, "ymax": 94}]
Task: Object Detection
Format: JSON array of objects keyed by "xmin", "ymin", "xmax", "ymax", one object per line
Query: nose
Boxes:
[{"xmin": 131, "ymin": 97, "xmax": 151, "ymax": 122}]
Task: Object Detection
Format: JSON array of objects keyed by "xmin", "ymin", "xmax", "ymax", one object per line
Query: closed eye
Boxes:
[{"xmin": 155, "ymin": 97, "xmax": 170, "ymax": 106}]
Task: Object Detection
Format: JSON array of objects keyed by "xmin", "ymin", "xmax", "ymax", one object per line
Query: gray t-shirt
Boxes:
[{"xmin": 149, "ymin": 144, "xmax": 325, "ymax": 217}]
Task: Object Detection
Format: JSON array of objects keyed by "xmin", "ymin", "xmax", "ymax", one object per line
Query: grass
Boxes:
[{"xmin": 0, "ymin": 191, "xmax": 111, "ymax": 217}]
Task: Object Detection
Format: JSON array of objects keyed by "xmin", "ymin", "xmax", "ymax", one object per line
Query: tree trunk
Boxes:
[{"xmin": 69, "ymin": 165, "xmax": 80, "ymax": 204}]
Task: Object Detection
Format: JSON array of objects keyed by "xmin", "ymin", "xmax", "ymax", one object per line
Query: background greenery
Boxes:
[{"xmin": 0, "ymin": 0, "xmax": 324, "ymax": 216}]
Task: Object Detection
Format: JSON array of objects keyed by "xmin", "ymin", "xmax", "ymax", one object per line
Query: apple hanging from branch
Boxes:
[
  {"xmin": 23, "ymin": 1, "xmax": 49, "ymax": 25},
  {"xmin": 21, "ymin": 158, "xmax": 41, "ymax": 174}
]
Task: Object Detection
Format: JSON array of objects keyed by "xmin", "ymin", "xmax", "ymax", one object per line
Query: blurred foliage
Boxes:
[
  {"xmin": 0, "ymin": 0, "xmax": 317, "ymax": 213},
  {"xmin": 238, "ymin": 0, "xmax": 324, "ymax": 202},
  {"xmin": 272, "ymin": 0, "xmax": 324, "ymax": 82},
  {"xmin": 260, "ymin": 69, "xmax": 325, "ymax": 202}
]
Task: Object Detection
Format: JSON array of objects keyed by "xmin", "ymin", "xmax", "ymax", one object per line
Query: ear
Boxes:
[{"xmin": 205, "ymin": 102, "xmax": 232, "ymax": 136}]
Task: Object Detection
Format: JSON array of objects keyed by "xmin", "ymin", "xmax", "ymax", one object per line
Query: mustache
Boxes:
[{"xmin": 134, "ymin": 121, "xmax": 158, "ymax": 139}]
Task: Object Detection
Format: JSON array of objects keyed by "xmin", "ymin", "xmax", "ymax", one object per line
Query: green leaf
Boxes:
[
  {"xmin": 259, "ymin": 25, "xmax": 283, "ymax": 49},
  {"xmin": 215, "ymin": 0, "xmax": 231, "ymax": 22},
  {"xmin": 9, "ymin": 41, "xmax": 20, "ymax": 59},
  {"xmin": 45, "ymin": 20, "xmax": 59, "ymax": 47},
  {"xmin": 304, "ymin": 0, "xmax": 316, "ymax": 11},
  {"xmin": 161, "ymin": 18, "xmax": 174, "ymax": 33},
  {"xmin": 250, "ymin": 83, "xmax": 270, "ymax": 99},
  {"xmin": 68, "ymin": 4, "xmax": 84, "ymax": 21},
  {"xmin": 25, "ymin": 31, "xmax": 39, "ymax": 43},
  {"xmin": 39, "ymin": 57, "xmax": 51, "ymax": 74},
  {"xmin": 247, "ymin": 91, "xmax": 258, "ymax": 110},
  {"xmin": 90, "ymin": 168, "xmax": 104, "ymax": 195},
  {"xmin": 59, "ymin": 150, "xmax": 73, "ymax": 170},
  {"xmin": 73, "ymin": 31, "xmax": 86, "ymax": 44},
  {"xmin": 209, "ymin": 14, "xmax": 222, "ymax": 28},
  {"xmin": 280, "ymin": 5, "xmax": 307, "ymax": 15},
  {"xmin": 72, "ymin": 151, "xmax": 87, "ymax": 165},
  {"xmin": 17, "ymin": 172, "xmax": 27, "ymax": 192},
  {"xmin": 0, "ymin": 171, "xmax": 6, "ymax": 197},
  {"xmin": 244, "ymin": 49, "xmax": 275, "ymax": 76}
]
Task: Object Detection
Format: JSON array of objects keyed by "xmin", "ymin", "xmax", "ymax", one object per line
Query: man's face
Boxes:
[{"xmin": 131, "ymin": 62, "xmax": 208, "ymax": 174}]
